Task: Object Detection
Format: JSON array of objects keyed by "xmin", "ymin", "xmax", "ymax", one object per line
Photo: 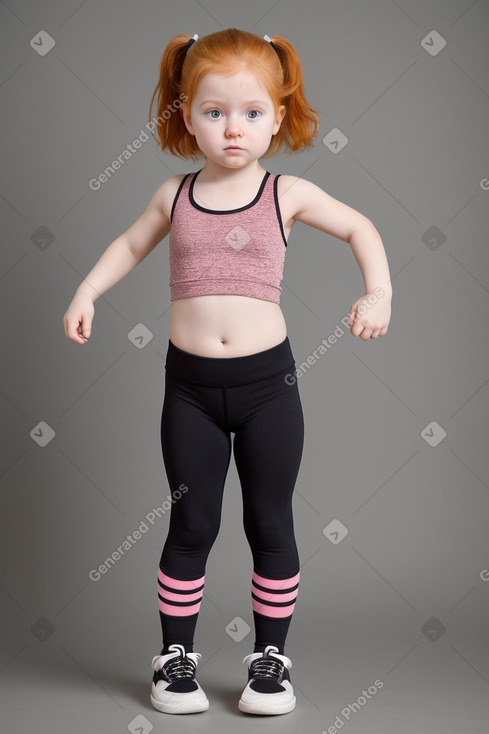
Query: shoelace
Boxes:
[
  {"xmin": 152, "ymin": 650, "xmax": 202, "ymax": 681},
  {"xmin": 250, "ymin": 656, "xmax": 284, "ymax": 680}
]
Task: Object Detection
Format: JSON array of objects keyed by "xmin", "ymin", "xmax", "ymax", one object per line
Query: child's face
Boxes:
[{"xmin": 182, "ymin": 70, "xmax": 285, "ymax": 168}]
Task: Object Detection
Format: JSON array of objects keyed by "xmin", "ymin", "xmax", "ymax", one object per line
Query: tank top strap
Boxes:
[{"xmin": 172, "ymin": 169, "xmax": 278, "ymax": 220}]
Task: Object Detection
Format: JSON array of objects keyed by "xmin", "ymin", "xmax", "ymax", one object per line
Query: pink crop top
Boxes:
[{"xmin": 168, "ymin": 169, "xmax": 288, "ymax": 304}]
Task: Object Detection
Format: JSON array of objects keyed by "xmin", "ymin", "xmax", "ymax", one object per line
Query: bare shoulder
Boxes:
[
  {"xmin": 153, "ymin": 173, "xmax": 189, "ymax": 222},
  {"xmin": 276, "ymin": 174, "xmax": 315, "ymax": 220},
  {"xmin": 277, "ymin": 174, "xmax": 371, "ymax": 241}
]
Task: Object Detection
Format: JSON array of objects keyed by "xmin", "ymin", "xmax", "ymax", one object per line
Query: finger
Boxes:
[
  {"xmin": 354, "ymin": 322, "xmax": 372, "ymax": 339},
  {"xmin": 67, "ymin": 320, "xmax": 87, "ymax": 343},
  {"xmin": 78, "ymin": 319, "xmax": 91, "ymax": 339},
  {"xmin": 68, "ymin": 324, "xmax": 81, "ymax": 341},
  {"xmin": 352, "ymin": 324, "xmax": 364, "ymax": 337}
]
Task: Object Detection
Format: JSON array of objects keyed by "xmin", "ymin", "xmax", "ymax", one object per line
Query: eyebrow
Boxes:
[{"xmin": 199, "ymin": 99, "xmax": 269, "ymax": 107}]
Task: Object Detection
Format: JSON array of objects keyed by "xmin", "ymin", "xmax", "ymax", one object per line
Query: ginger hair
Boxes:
[{"xmin": 148, "ymin": 28, "xmax": 320, "ymax": 161}]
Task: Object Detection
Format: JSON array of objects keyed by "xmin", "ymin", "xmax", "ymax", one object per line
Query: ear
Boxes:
[
  {"xmin": 272, "ymin": 104, "xmax": 286, "ymax": 135},
  {"xmin": 181, "ymin": 104, "xmax": 195, "ymax": 136}
]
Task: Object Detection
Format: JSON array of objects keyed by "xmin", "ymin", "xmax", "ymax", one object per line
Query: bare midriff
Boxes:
[{"xmin": 169, "ymin": 295, "xmax": 287, "ymax": 357}]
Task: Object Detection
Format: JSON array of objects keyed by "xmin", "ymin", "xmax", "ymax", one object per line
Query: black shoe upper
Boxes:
[
  {"xmin": 248, "ymin": 652, "xmax": 291, "ymax": 694},
  {"xmin": 153, "ymin": 648, "xmax": 199, "ymax": 693}
]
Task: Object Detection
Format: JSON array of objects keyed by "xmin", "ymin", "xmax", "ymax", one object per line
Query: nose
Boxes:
[{"xmin": 225, "ymin": 114, "xmax": 243, "ymax": 139}]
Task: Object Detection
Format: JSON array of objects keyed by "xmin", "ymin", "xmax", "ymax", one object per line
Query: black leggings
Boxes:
[{"xmin": 157, "ymin": 335, "xmax": 304, "ymax": 654}]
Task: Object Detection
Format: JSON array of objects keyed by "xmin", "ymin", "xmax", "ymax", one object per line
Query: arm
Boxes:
[
  {"xmin": 63, "ymin": 177, "xmax": 175, "ymax": 344},
  {"xmin": 289, "ymin": 177, "xmax": 392, "ymax": 338}
]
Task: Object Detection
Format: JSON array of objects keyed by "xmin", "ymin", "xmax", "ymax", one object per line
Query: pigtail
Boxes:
[
  {"xmin": 148, "ymin": 34, "xmax": 199, "ymax": 160},
  {"xmin": 265, "ymin": 35, "xmax": 321, "ymax": 156}
]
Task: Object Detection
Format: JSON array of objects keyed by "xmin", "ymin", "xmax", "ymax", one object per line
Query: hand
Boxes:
[
  {"xmin": 347, "ymin": 290, "xmax": 391, "ymax": 340},
  {"xmin": 63, "ymin": 292, "xmax": 95, "ymax": 344}
]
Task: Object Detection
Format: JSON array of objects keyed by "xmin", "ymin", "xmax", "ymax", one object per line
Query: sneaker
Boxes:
[
  {"xmin": 238, "ymin": 644, "xmax": 296, "ymax": 715},
  {"xmin": 150, "ymin": 643, "xmax": 209, "ymax": 714}
]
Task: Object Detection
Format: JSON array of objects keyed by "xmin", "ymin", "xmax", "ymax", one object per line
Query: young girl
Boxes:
[{"xmin": 63, "ymin": 28, "xmax": 392, "ymax": 717}]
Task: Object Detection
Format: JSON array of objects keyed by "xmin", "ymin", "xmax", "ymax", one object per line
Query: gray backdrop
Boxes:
[{"xmin": 1, "ymin": 0, "xmax": 489, "ymax": 732}]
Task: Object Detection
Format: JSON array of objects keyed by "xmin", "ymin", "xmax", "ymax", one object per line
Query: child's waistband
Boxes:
[{"xmin": 165, "ymin": 336, "xmax": 296, "ymax": 386}]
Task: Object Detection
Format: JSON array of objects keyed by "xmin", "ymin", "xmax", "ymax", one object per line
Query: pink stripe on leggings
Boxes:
[
  {"xmin": 158, "ymin": 599, "xmax": 202, "ymax": 616},
  {"xmin": 252, "ymin": 600, "xmax": 297, "ymax": 618},
  {"xmin": 157, "ymin": 585, "xmax": 204, "ymax": 603},
  {"xmin": 252, "ymin": 570, "xmax": 300, "ymax": 589},
  {"xmin": 157, "ymin": 569, "xmax": 205, "ymax": 616},
  {"xmin": 252, "ymin": 587, "xmax": 298, "ymax": 604},
  {"xmin": 158, "ymin": 568, "xmax": 205, "ymax": 590},
  {"xmin": 251, "ymin": 570, "xmax": 300, "ymax": 618}
]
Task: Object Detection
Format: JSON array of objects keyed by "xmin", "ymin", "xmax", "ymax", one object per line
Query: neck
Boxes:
[{"xmin": 196, "ymin": 159, "xmax": 265, "ymax": 183}]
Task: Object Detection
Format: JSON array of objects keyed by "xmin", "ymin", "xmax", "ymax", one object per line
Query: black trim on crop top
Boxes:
[
  {"xmin": 170, "ymin": 168, "xmax": 288, "ymax": 248},
  {"xmin": 274, "ymin": 174, "xmax": 288, "ymax": 248},
  {"xmin": 189, "ymin": 168, "xmax": 269, "ymax": 214},
  {"xmin": 170, "ymin": 173, "xmax": 191, "ymax": 223}
]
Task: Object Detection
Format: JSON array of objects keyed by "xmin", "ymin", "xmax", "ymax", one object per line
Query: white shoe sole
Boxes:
[
  {"xmin": 238, "ymin": 695, "xmax": 296, "ymax": 715},
  {"xmin": 150, "ymin": 691, "xmax": 209, "ymax": 714}
]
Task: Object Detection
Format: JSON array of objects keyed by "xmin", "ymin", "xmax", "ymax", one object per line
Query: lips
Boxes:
[{"xmin": 225, "ymin": 146, "xmax": 242, "ymax": 150}]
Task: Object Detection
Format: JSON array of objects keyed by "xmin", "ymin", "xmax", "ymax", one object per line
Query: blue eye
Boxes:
[{"xmin": 205, "ymin": 109, "xmax": 262, "ymax": 120}]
